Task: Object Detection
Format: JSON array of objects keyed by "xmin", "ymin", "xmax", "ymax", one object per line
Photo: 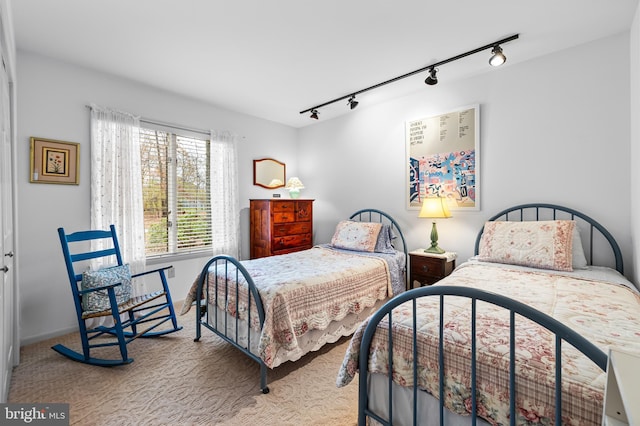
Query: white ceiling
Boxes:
[{"xmin": 10, "ymin": 0, "xmax": 639, "ymax": 128}]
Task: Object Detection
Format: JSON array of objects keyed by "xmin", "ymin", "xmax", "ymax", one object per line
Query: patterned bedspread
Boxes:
[
  {"xmin": 182, "ymin": 246, "xmax": 402, "ymax": 368},
  {"xmin": 336, "ymin": 262, "xmax": 640, "ymax": 425}
]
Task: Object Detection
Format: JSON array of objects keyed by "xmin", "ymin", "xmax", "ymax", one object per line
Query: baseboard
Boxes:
[
  {"xmin": 20, "ymin": 299, "xmax": 187, "ymax": 347},
  {"xmin": 21, "ymin": 326, "xmax": 78, "ymax": 347}
]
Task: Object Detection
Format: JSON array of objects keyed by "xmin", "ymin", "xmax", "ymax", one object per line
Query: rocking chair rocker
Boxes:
[{"xmin": 54, "ymin": 225, "xmax": 183, "ymax": 366}]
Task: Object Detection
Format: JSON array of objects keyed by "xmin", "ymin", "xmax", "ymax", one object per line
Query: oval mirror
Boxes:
[{"xmin": 253, "ymin": 158, "xmax": 286, "ymax": 189}]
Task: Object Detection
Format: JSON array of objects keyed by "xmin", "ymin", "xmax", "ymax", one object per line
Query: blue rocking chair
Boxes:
[{"xmin": 54, "ymin": 225, "xmax": 183, "ymax": 366}]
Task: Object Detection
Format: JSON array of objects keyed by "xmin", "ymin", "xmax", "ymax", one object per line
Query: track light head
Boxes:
[
  {"xmin": 348, "ymin": 96, "xmax": 359, "ymax": 110},
  {"xmin": 310, "ymin": 109, "xmax": 319, "ymax": 119},
  {"xmin": 489, "ymin": 45, "xmax": 506, "ymax": 67},
  {"xmin": 424, "ymin": 68, "xmax": 438, "ymax": 85}
]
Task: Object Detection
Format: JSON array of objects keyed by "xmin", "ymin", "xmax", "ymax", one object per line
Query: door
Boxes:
[{"xmin": 0, "ymin": 46, "xmax": 14, "ymax": 402}]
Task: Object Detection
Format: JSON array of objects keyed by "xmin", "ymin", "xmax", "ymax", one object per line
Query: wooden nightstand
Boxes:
[{"xmin": 409, "ymin": 250, "xmax": 457, "ymax": 289}]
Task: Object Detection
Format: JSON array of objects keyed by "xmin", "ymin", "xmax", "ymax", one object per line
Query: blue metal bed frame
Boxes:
[
  {"xmin": 357, "ymin": 203, "xmax": 624, "ymax": 426},
  {"xmin": 193, "ymin": 208, "xmax": 408, "ymax": 394}
]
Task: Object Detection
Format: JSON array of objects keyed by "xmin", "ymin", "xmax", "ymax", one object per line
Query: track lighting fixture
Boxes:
[
  {"xmin": 348, "ymin": 96, "xmax": 359, "ymax": 110},
  {"xmin": 300, "ymin": 34, "xmax": 518, "ymax": 119},
  {"xmin": 489, "ymin": 45, "xmax": 506, "ymax": 67},
  {"xmin": 424, "ymin": 68, "xmax": 438, "ymax": 85}
]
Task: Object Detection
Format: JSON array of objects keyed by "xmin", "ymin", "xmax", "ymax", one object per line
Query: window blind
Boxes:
[{"xmin": 140, "ymin": 127, "xmax": 212, "ymax": 257}]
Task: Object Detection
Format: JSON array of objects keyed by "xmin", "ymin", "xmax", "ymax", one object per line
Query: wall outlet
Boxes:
[
  {"xmin": 167, "ymin": 266, "xmax": 175, "ymax": 278},
  {"xmin": 273, "ymin": 193, "xmax": 281, "ymax": 198}
]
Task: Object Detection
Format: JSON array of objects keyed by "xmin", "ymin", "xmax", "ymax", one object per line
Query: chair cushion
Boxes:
[{"xmin": 81, "ymin": 264, "xmax": 132, "ymax": 313}]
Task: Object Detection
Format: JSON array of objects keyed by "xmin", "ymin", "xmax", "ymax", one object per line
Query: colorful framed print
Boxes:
[
  {"xmin": 30, "ymin": 137, "xmax": 80, "ymax": 185},
  {"xmin": 406, "ymin": 104, "xmax": 479, "ymax": 211}
]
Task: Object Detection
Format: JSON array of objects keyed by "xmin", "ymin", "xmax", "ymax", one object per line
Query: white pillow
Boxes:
[{"xmin": 572, "ymin": 225, "xmax": 588, "ymax": 269}]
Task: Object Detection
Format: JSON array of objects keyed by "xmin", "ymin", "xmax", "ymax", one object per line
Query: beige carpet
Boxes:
[{"xmin": 8, "ymin": 307, "xmax": 359, "ymax": 425}]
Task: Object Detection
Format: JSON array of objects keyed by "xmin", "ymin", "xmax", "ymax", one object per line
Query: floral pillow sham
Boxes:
[
  {"xmin": 331, "ymin": 220, "xmax": 383, "ymax": 253},
  {"xmin": 478, "ymin": 220, "xmax": 575, "ymax": 271}
]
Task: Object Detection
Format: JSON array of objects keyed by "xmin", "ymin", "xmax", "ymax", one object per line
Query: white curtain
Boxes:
[
  {"xmin": 89, "ymin": 104, "xmax": 146, "ymax": 283},
  {"xmin": 210, "ymin": 131, "xmax": 240, "ymax": 258}
]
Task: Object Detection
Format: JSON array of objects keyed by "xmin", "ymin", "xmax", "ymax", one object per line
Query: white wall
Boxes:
[
  {"xmin": 631, "ymin": 3, "xmax": 640, "ymax": 286},
  {"xmin": 15, "ymin": 31, "xmax": 636, "ymax": 345},
  {"xmin": 16, "ymin": 51, "xmax": 298, "ymax": 343},
  {"xmin": 299, "ymin": 33, "xmax": 633, "ymax": 280}
]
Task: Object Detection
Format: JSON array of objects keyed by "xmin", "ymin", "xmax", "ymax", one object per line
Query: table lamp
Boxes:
[
  {"xmin": 418, "ymin": 197, "xmax": 452, "ymax": 253},
  {"xmin": 285, "ymin": 177, "xmax": 305, "ymax": 199}
]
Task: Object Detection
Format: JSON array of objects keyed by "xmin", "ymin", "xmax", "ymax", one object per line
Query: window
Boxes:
[{"xmin": 140, "ymin": 127, "xmax": 212, "ymax": 257}]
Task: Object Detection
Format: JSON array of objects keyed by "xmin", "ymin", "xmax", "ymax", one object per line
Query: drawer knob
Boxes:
[{"xmin": 421, "ymin": 265, "xmax": 430, "ymax": 272}]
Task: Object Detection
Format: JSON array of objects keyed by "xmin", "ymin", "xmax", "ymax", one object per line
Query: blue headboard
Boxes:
[{"xmin": 349, "ymin": 208, "xmax": 408, "ymax": 257}]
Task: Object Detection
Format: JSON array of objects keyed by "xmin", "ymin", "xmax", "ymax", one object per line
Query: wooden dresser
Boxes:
[{"xmin": 249, "ymin": 199, "xmax": 314, "ymax": 259}]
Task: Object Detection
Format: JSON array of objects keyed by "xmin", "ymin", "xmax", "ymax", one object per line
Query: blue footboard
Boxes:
[
  {"xmin": 193, "ymin": 255, "xmax": 270, "ymax": 394},
  {"xmin": 357, "ymin": 285, "xmax": 607, "ymax": 426}
]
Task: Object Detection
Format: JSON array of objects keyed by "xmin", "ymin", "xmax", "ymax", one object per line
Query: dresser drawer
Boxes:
[
  {"xmin": 272, "ymin": 201, "xmax": 295, "ymax": 212},
  {"xmin": 272, "ymin": 233, "xmax": 312, "ymax": 251},
  {"xmin": 273, "ymin": 222, "xmax": 312, "ymax": 237},
  {"xmin": 273, "ymin": 212, "xmax": 296, "ymax": 223},
  {"xmin": 410, "ymin": 255, "xmax": 445, "ymax": 279}
]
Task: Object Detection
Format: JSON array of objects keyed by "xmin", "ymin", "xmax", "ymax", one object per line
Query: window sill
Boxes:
[{"xmin": 146, "ymin": 250, "xmax": 212, "ymax": 265}]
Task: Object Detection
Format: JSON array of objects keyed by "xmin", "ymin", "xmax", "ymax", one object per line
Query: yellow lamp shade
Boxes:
[{"xmin": 418, "ymin": 197, "xmax": 452, "ymax": 219}]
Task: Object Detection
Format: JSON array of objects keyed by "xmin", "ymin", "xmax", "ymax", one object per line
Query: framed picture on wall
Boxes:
[
  {"xmin": 30, "ymin": 137, "xmax": 80, "ymax": 185},
  {"xmin": 406, "ymin": 104, "xmax": 479, "ymax": 211}
]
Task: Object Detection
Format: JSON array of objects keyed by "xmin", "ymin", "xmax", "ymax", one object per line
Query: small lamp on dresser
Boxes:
[
  {"xmin": 285, "ymin": 177, "xmax": 305, "ymax": 199},
  {"xmin": 418, "ymin": 196, "xmax": 452, "ymax": 254}
]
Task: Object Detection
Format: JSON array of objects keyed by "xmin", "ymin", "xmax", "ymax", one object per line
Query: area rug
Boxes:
[{"xmin": 8, "ymin": 307, "xmax": 359, "ymax": 425}]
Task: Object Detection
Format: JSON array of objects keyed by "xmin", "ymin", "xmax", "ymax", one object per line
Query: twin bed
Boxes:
[
  {"xmin": 181, "ymin": 208, "xmax": 408, "ymax": 393},
  {"xmin": 337, "ymin": 203, "xmax": 640, "ymax": 425},
  {"xmin": 183, "ymin": 203, "xmax": 639, "ymax": 425}
]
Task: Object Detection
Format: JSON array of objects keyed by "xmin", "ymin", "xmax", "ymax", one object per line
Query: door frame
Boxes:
[{"xmin": 0, "ymin": 0, "xmax": 19, "ymax": 403}]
